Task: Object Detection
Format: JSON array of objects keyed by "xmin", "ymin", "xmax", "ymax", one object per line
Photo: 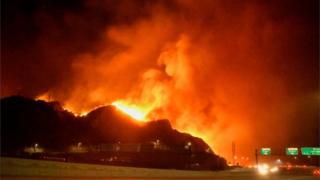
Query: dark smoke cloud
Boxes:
[{"xmin": 1, "ymin": 0, "xmax": 319, "ymax": 161}]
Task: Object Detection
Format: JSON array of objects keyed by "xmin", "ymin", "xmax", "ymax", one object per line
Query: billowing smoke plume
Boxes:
[{"xmin": 2, "ymin": 0, "xmax": 319, "ymax": 162}]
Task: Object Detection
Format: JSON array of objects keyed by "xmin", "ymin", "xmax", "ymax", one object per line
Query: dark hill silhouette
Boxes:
[
  {"xmin": 1, "ymin": 96, "xmax": 226, "ymax": 169},
  {"xmin": 1, "ymin": 96, "xmax": 211, "ymax": 152},
  {"xmin": 84, "ymin": 106, "xmax": 142, "ymax": 143}
]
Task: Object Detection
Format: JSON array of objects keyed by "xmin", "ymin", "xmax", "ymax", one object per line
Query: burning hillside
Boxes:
[
  {"xmin": 1, "ymin": 96, "xmax": 227, "ymax": 169},
  {"xmin": 1, "ymin": 96, "xmax": 212, "ymax": 152}
]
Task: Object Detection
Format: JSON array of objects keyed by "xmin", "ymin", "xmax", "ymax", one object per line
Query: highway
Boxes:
[{"xmin": 1, "ymin": 157, "xmax": 318, "ymax": 180}]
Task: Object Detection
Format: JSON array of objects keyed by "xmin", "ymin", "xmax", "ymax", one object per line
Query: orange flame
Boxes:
[
  {"xmin": 36, "ymin": 92, "xmax": 89, "ymax": 117},
  {"xmin": 112, "ymin": 100, "xmax": 152, "ymax": 121},
  {"xmin": 63, "ymin": 104, "xmax": 89, "ymax": 117},
  {"xmin": 33, "ymin": 34, "xmax": 255, "ymax": 163},
  {"xmin": 35, "ymin": 92, "xmax": 52, "ymax": 102}
]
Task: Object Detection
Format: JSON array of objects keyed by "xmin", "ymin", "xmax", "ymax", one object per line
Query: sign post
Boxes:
[
  {"xmin": 301, "ymin": 147, "xmax": 320, "ymax": 156},
  {"xmin": 286, "ymin": 147, "xmax": 298, "ymax": 156},
  {"xmin": 260, "ymin": 148, "xmax": 271, "ymax": 156},
  {"xmin": 255, "ymin": 149, "xmax": 258, "ymax": 165}
]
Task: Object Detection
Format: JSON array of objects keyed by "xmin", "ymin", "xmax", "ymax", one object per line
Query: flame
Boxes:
[
  {"xmin": 36, "ymin": 93, "xmax": 89, "ymax": 117},
  {"xmin": 112, "ymin": 100, "xmax": 150, "ymax": 121},
  {"xmin": 31, "ymin": 15, "xmax": 282, "ymax": 163},
  {"xmin": 33, "ymin": 36, "xmax": 236, "ymax": 160},
  {"xmin": 35, "ymin": 92, "xmax": 51, "ymax": 102},
  {"xmin": 63, "ymin": 104, "xmax": 89, "ymax": 117}
]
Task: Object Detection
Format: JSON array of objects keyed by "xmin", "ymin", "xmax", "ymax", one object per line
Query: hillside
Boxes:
[{"xmin": 1, "ymin": 96, "xmax": 226, "ymax": 170}]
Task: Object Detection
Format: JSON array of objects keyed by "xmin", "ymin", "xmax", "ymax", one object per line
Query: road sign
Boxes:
[
  {"xmin": 301, "ymin": 147, "xmax": 320, "ymax": 156},
  {"xmin": 260, "ymin": 148, "xmax": 271, "ymax": 155},
  {"xmin": 286, "ymin": 147, "xmax": 298, "ymax": 155}
]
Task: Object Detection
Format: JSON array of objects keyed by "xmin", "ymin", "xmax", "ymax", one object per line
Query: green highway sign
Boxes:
[
  {"xmin": 260, "ymin": 148, "xmax": 271, "ymax": 155},
  {"xmin": 286, "ymin": 147, "xmax": 298, "ymax": 155},
  {"xmin": 301, "ymin": 147, "xmax": 320, "ymax": 156}
]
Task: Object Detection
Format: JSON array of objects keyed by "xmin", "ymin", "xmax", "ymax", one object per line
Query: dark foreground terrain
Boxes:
[
  {"xmin": 1, "ymin": 157, "xmax": 318, "ymax": 180},
  {"xmin": 1, "ymin": 96, "xmax": 226, "ymax": 170}
]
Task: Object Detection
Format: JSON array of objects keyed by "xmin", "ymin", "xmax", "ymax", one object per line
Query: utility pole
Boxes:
[
  {"xmin": 255, "ymin": 148, "xmax": 258, "ymax": 166},
  {"xmin": 232, "ymin": 141, "xmax": 236, "ymax": 165}
]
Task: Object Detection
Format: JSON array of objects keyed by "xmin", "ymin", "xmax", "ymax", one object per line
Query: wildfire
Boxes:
[
  {"xmin": 112, "ymin": 100, "xmax": 150, "ymax": 121},
  {"xmin": 35, "ymin": 92, "xmax": 51, "ymax": 102},
  {"xmin": 63, "ymin": 105, "xmax": 89, "ymax": 117},
  {"xmin": 32, "ymin": 35, "xmax": 246, "ymax": 163},
  {"xmin": 36, "ymin": 92, "xmax": 89, "ymax": 117}
]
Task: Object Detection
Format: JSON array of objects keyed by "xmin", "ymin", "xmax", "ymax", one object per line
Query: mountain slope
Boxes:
[{"xmin": 1, "ymin": 96, "xmax": 226, "ymax": 169}]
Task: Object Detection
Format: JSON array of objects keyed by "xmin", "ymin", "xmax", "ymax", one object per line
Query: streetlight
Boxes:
[
  {"xmin": 153, "ymin": 139, "xmax": 160, "ymax": 149},
  {"xmin": 77, "ymin": 142, "xmax": 82, "ymax": 151},
  {"xmin": 34, "ymin": 143, "xmax": 39, "ymax": 153},
  {"xmin": 184, "ymin": 142, "xmax": 192, "ymax": 150}
]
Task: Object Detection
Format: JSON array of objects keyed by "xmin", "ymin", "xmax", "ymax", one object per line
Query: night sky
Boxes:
[{"xmin": 1, "ymin": 0, "xmax": 319, "ymax": 161}]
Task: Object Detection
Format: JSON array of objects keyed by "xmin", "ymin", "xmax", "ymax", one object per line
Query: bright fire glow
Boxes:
[
  {"xmin": 63, "ymin": 105, "xmax": 88, "ymax": 117},
  {"xmin": 35, "ymin": 92, "xmax": 51, "ymax": 102},
  {"xmin": 112, "ymin": 100, "xmax": 149, "ymax": 121}
]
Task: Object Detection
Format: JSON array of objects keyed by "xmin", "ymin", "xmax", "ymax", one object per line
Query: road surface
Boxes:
[{"xmin": 1, "ymin": 157, "xmax": 318, "ymax": 179}]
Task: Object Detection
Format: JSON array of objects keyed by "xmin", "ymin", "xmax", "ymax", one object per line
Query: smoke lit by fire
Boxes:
[{"xmin": 2, "ymin": 0, "xmax": 318, "ymax": 163}]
